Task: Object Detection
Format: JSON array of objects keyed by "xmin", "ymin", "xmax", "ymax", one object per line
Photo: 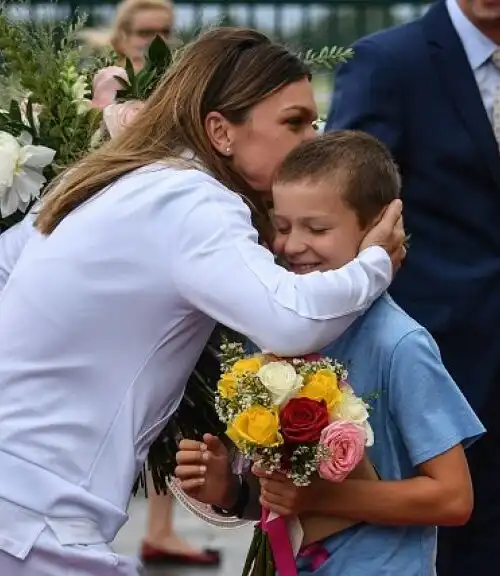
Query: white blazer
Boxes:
[{"xmin": 0, "ymin": 165, "xmax": 391, "ymax": 546}]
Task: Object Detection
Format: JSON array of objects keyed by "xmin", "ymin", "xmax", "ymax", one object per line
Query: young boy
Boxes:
[{"xmin": 175, "ymin": 131, "xmax": 484, "ymax": 575}]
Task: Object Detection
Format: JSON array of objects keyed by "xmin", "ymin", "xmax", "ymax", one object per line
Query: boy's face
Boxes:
[{"xmin": 272, "ymin": 177, "xmax": 367, "ymax": 273}]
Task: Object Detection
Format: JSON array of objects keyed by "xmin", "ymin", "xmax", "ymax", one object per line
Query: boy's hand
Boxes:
[
  {"xmin": 360, "ymin": 199, "xmax": 406, "ymax": 274},
  {"xmin": 175, "ymin": 433, "xmax": 239, "ymax": 509},
  {"xmin": 252, "ymin": 464, "xmax": 313, "ymax": 517}
]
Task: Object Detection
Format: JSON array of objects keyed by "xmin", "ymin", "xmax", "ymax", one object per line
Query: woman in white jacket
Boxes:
[{"xmin": 0, "ymin": 27, "xmax": 404, "ymax": 575}]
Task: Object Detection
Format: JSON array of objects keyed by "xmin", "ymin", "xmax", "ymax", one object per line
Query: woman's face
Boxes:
[
  {"xmin": 122, "ymin": 8, "xmax": 173, "ymax": 70},
  {"xmin": 229, "ymin": 78, "xmax": 318, "ymax": 196}
]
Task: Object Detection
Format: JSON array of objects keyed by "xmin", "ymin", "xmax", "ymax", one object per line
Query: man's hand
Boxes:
[
  {"xmin": 175, "ymin": 433, "xmax": 239, "ymax": 509},
  {"xmin": 252, "ymin": 465, "xmax": 314, "ymax": 517},
  {"xmin": 360, "ymin": 199, "xmax": 406, "ymax": 274}
]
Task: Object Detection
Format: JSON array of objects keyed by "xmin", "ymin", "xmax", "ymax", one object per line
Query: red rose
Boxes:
[{"xmin": 280, "ymin": 397, "xmax": 329, "ymax": 444}]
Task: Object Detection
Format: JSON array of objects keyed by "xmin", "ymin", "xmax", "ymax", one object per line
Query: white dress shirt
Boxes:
[
  {"xmin": 0, "ymin": 165, "xmax": 391, "ymax": 548},
  {"xmin": 447, "ymin": 0, "xmax": 500, "ymax": 122}
]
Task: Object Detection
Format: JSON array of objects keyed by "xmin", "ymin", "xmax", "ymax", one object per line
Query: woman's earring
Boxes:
[{"xmin": 226, "ymin": 146, "xmax": 231, "ymax": 155}]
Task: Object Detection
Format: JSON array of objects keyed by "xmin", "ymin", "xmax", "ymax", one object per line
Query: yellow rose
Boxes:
[
  {"xmin": 298, "ymin": 369, "xmax": 343, "ymax": 412},
  {"xmin": 217, "ymin": 373, "xmax": 237, "ymax": 399},
  {"xmin": 227, "ymin": 406, "xmax": 283, "ymax": 448},
  {"xmin": 232, "ymin": 356, "xmax": 264, "ymax": 374}
]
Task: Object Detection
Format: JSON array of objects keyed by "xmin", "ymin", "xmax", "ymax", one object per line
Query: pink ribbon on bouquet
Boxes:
[{"xmin": 260, "ymin": 508, "xmax": 298, "ymax": 576}]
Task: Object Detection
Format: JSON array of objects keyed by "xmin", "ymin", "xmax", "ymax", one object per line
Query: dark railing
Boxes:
[{"xmin": 5, "ymin": 1, "xmax": 431, "ymax": 49}]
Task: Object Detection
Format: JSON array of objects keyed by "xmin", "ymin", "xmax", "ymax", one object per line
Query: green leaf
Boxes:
[
  {"xmin": 124, "ymin": 56, "xmax": 137, "ymax": 95},
  {"xmin": 242, "ymin": 527, "xmax": 263, "ymax": 576},
  {"xmin": 9, "ymin": 99, "xmax": 22, "ymax": 123},
  {"xmin": 137, "ymin": 69, "xmax": 156, "ymax": 99},
  {"xmin": 49, "ymin": 125, "xmax": 64, "ymax": 139},
  {"xmin": 25, "ymin": 98, "xmax": 38, "ymax": 137},
  {"xmin": 115, "ymin": 89, "xmax": 128, "ymax": 102},
  {"xmin": 147, "ymin": 34, "xmax": 171, "ymax": 68},
  {"xmin": 113, "ymin": 75, "xmax": 131, "ymax": 90}
]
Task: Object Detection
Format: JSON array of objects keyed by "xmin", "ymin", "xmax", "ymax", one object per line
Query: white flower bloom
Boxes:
[
  {"xmin": 334, "ymin": 384, "xmax": 374, "ymax": 446},
  {"xmin": 257, "ymin": 362, "xmax": 303, "ymax": 406},
  {"xmin": 71, "ymin": 75, "xmax": 89, "ymax": 101},
  {"xmin": 0, "ymin": 131, "xmax": 55, "ymax": 218},
  {"xmin": 61, "ymin": 73, "xmax": 91, "ymax": 115},
  {"xmin": 72, "ymin": 75, "xmax": 92, "ymax": 115},
  {"xmin": 74, "ymin": 99, "xmax": 92, "ymax": 115}
]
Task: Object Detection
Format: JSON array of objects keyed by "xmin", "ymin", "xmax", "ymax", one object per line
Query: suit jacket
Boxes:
[{"xmin": 327, "ymin": 0, "xmax": 500, "ymax": 412}]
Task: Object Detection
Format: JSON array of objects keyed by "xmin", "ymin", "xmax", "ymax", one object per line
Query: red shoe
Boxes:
[{"xmin": 140, "ymin": 541, "xmax": 221, "ymax": 566}]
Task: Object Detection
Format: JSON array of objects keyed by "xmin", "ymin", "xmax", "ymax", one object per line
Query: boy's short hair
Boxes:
[{"xmin": 274, "ymin": 131, "xmax": 401, "ymax": 228}]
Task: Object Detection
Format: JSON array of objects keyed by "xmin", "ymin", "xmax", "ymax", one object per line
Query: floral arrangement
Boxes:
[
  {"xmin": 0, "ymin": 10, "xmax": 105, "ymax": 231},
  {"xmin": 217, "ymin": 342, "xmax": 373, "ymax": 485},
  {"xmin": 216, "ymin": 341, "xmax": 373, "ymax": 576}
]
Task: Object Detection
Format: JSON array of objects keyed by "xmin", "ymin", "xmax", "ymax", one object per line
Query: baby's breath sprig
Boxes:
[
  {"xmin": 234, "ymin": 373, "xmax": 273, "ymax": 412},
  {"xmin": 361, "ymin": 391, "xmax": 381, "ymax": 413},
  {"xmin": 214, "ymin": 395, "xmax": 234, "ymax": 424},
  {"xmin": 219, "ymin": 337, "xmax": 246, "ymax": 373},
  {"xmin": 253, "ymin": 447, "xmax": 283, "ymax": 473},
  {"xmin": 215, "ymin": 372, "xmax": 273, "ymax": 423},
  {"xmin": 294, "ymin": 357, "xmax": 349, "ymax": 383},
  {"xmin": 287, "ymin": 444, "xmax": 323, "ymax": 486}
]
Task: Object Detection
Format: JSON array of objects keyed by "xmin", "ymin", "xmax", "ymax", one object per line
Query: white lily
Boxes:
[{"xmin": 0, "ymin": 131, "xmax": 55, "ymax": 218}]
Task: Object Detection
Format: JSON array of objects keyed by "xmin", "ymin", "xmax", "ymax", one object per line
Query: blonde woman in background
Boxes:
[
  {"xmin": 110, "ymin": 0, "xmax": 176, "ymax": 71},
  {"xmin": 90, "ymin": 0, "xmax": 177, "ymax": 109}
]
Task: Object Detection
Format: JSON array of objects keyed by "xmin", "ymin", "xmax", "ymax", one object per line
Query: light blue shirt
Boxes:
[
  {"xmin": 297, "ymin": 294, "xmax": 484, "ymax": 576},
  {"xmin": 447, "ymin": 0, "xmax": 500, "ymax": 123}
]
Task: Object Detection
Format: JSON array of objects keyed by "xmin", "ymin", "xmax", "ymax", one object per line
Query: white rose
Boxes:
[
  {"xmin": 257, "ymin": 362, "xmax": 303, "ymax": 406},
  {"xmin": 0, "ymin": 131, "xmax": 55, "ymax": 218},
  {"xmin": 334, "ymin": 385, "xmax": 374, "ymax": 446}
]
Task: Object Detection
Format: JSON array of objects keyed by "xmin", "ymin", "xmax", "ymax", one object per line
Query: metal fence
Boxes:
[{"xmin": 5, "ymin": 1, "xmax": 431, "ymax": 49}]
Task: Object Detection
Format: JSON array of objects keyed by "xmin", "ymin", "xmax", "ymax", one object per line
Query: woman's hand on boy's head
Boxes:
[
  {"xmin": 252, "ymin": 464, "xmax": 315, "ymax": 516},
  {"xmin": 359, "ymin": 199, "xmax": 406, "ymax": 275}
]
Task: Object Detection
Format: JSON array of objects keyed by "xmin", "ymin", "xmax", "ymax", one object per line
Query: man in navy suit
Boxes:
[{"xmin": 327, "ymin": 1, "xmax": 500, "ymax": 574}]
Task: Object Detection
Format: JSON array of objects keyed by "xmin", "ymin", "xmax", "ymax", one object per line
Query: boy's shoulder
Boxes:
[
  {"xmin": 359, "ymin": 293, "xmax": 428, "ymax": 348},
  {"xmin": 321, "ymin": 294, "xmax": 437, "ymax": 368}
]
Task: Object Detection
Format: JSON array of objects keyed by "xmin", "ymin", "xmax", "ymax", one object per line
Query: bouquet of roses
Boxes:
[{"xmin": 215, "ymin": 341, "xmax": 374, "ymax": 576}]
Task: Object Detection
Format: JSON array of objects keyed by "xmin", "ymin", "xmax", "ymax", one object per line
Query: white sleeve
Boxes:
[
  {"xmin": 0, "ymin": 214, "xmax": 36, "ymax": 290},
  {"xmin": 173, "ymin": 183, "xmax": 392, "ymax": 355}
]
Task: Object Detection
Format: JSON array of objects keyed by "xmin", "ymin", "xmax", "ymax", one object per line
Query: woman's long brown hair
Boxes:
[{"xmin": 35, "ymin": 27, "xmax": 310, "ymax": 237}]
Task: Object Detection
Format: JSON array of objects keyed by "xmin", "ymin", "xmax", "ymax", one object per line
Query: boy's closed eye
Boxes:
[{"xmin": 308, "ymin": 227, "xmax": 330, "ymax": 235}]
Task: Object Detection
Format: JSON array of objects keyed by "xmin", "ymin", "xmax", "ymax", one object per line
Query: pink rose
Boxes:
[
  {"xmin": 102, "ymin": 100, "xmax": 144, "ymax": 139},
  {"xmin": 91, "ymin": 66, "xmax": 129, "ymax": 109},
  {"xmin": 318, "ymin": 421, "xmax": 366, "ymax": 483}
]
